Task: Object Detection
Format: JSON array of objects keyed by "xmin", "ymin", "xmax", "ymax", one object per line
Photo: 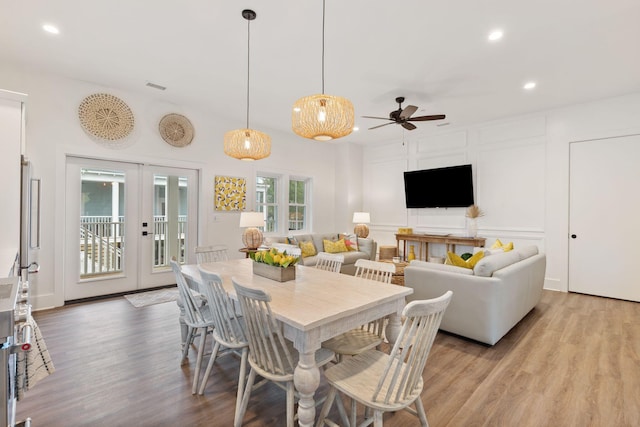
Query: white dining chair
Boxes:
[
  {"xmin": 314, "ymin": 252, "xmax": 344, "ymax": 273},
  {"xmin": 195, "ymin": 245, "xmax": 229, "ymax": 264},
  {"xmin": 170, "ymin": 260, "xmax": 214, "ymax": 394},
  {"xmin": 322, "ymin": 259, "xmax": 396, "ymax": 361},
  {"xmin": 317, "ymin": 291, "xmax": 453, "ymax": 427},
  {"xmin": 197, "ymin": 268, "xmax": 249, "ymax": 425},
  {"xmin": 232, "ymin": 278, "xmax": 335, "ymax": 427}
]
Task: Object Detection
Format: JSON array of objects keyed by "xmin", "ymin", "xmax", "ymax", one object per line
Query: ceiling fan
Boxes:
[{"xmin": 363, "ymin": 97, "xmax": 446, "ymax": 130}]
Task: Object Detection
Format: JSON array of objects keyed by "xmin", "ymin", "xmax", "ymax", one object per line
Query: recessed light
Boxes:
[
  {"xmin": 488, "ymin": 29, "xmax": 503, "ymax": 41},
  {"xmin": 42, "ymin": 24, "xmax": 60, "ymax": 34},
  {"xmin": 523, "ymin": 81, "xmax": 537, "ymax": 90}
]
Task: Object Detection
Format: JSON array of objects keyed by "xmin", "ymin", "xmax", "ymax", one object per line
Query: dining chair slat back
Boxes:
[
  {"xmin": 314, "ymin": 252, "xmax": 344, "ymax": 273},
  {"xmin": 196, "ymin": 245, "xmax": 229, "ymax": 264},
  {"xmin": 354, "ymin": 259, "xmax": 395, "ymax": 284}
]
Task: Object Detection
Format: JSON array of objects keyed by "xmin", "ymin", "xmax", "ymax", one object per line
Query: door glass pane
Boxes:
[
  {"xmin": 256, "ymin": 176, "xmax": 278, "ymax": 232},
  {"xmin": 80, "ymin": 168, "xmax": 125, "ymax": 278},
  {"xmin": 153, "ymin": 174, "xmax": 188, "ymax": 269}
]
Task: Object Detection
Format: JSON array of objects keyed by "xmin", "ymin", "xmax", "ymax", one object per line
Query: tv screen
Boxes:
[{"xmin": 404, "ymin": 164, "xmax": 474, "ymax": 208}]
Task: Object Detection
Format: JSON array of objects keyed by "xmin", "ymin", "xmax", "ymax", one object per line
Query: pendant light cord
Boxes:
[
  {"xmin": 246, "ymin": 17, "xmax": 251, "ymax": 129},
  {"xmin": 321, "ymin": 0, "xmax": 325, "ymax": 94}
]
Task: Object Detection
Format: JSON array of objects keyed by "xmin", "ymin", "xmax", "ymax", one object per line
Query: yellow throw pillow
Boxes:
[
  {"xmin": 446, "ymin": 251, "xmax": 484, "ymax": 269},
  {"xmin": 323, "ymin": 238, "xmax": 349, "ymax": 253},
  {"xmin": 491, "ymin": 239, "xmax": 514, "ymax": 252},
  {"xmin": 299, "ymin": 240, "xmax": 317, "ymax": 258}
]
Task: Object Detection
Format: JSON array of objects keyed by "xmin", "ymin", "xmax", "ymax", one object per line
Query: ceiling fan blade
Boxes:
[
  {"xmin": 399, "ymin": 105, "xmax": 418, "ymax": 119},
  {"xmin": 368, "ymin": 122, "xmax": 396, "ymax": 130},
  {"xmin": 408, "ymin": 114, "xmax": 446, "ymax": 122},
  {"xmin": 401, "ymin": 122, "xmax": 417, "ymax": 131},
  {"xmin": 361, "ymin": 116, "xmax": 393, "ymax": 121}
]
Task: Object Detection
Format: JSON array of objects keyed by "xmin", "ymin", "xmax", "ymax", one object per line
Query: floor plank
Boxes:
[{"xmin": 15, "ymin": 290, "xmax": 640, "ymax": 426}]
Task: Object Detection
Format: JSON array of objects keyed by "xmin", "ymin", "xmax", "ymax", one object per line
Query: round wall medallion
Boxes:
[
  {"xmin": 159, "ymin": 113, "xmax": 194, "ymax": 147},
  {"xmin": 78, "ymin": 93, "xmax": 135, "ymax": 141}
]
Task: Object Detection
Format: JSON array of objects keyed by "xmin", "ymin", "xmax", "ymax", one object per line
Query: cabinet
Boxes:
[
  {"xmin": 395, "ymin": 233, "xmax": 486, "ymax": 262},
  {"xmin": 0, "ymin": 90, "xmax": 26, "ymax": 266}
]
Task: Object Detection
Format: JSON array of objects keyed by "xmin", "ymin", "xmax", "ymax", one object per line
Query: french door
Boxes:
[{"xmin": 64, "ymin": 157, "xmax": 198, "ymax": 300}]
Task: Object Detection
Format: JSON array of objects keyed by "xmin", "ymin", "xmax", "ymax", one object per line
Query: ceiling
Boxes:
[{"xmin": 2, "ymin": 0, "xmax": 640, "ymax": 144}]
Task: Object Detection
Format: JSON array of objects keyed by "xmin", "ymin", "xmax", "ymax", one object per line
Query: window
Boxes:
[
  {"xmin": 288, "ymin": 178, "xmax": 308, "ymax": 231},
  {"xmin": 256, "ymin": 175, "xmax": 278, "ymax": 232},
  {"xmin": 256, "ymin": 174, "xmax": 311, "ymax": 233}
]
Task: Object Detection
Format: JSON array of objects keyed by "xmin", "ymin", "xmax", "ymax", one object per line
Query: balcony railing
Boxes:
[{"xmin": 80, "ymin": 215, "xmax": 187, "ymax": 277}]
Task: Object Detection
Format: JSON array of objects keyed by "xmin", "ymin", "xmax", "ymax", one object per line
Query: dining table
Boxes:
[{"xmin": 181, "ymin": 258, "xmax": 413, "ymax": 427}]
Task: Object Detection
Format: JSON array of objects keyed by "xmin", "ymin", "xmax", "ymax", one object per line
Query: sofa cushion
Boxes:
[
  {"xmin": 473, "ymin": 250, "xmax": 521, "ymax": 277},
  {"xmin": 409, "ymin": 260, "xmax": 474, "ymax": 275},
  {"xmin": 323, "ymin": 238, "xmax": 349, "ymax": 253},
  {"xmin": 515, "ymin": 245, "xmax": 538, "ymax": 260},
  {"xmin": 446, "ymin": 251, "xmax": 484, "ymax": 269},
  {"xmin": 299, "ymin": 240, "xmax": 317, "ymax": 258}
]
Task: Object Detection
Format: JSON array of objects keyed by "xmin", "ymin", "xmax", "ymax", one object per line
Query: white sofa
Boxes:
[
  {"xmin": 268, "ymin": 233, "xmax": 377, "ymax": 275},
  {"xmin": 404, "ymin": 245, "xmax": 546, "ymax": 345}
]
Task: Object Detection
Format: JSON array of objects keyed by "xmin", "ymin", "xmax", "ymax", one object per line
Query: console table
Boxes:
[{"xmin": 396, "ymin": 233, "xmax": 486, "ymax": 261}]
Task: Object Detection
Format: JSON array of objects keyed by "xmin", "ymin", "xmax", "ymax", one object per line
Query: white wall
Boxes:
[
  {"xmin": 0, "ymin": 65, "xmax": 342, "ymax": 309},
  {"xmin": 363, "ymin": 92, "xmax": 640, "ymax": 292}
]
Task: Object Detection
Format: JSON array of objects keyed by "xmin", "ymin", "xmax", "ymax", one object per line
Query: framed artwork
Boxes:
[{"xmin": 215, "ymin": 176, "xmax": 247, "ymax": 211}]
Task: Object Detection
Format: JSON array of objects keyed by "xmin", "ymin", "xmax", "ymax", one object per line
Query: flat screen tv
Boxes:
[{"xmin": 404, "ymin": 164, "xmax": 474, "ymax": 208}]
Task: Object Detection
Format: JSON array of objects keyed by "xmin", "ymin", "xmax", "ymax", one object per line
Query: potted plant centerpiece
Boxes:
[{"xmin": 250, "ymin": 247, "xmax": 300, "ymax": 282}]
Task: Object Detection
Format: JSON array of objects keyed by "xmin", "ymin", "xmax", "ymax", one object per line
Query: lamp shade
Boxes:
[
  {"xmin": 239, "ymin": 211, "xmax": 265, "ymax": 228},
  {"xmin": 352, "ymin": 212, "xmax": 370, "ymax": 224},
  {"xmin": 292, "ymin": 94, "xmax": 354, "ymax": 141},
  {"xmin": 224, "ymin": 129, "xmax": 271, "ymax": 161}
]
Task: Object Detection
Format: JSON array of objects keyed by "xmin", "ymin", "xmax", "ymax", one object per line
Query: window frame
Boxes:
[{"xmin": 255, "ymin": 172, "xmax": 312, "ymax": 235}]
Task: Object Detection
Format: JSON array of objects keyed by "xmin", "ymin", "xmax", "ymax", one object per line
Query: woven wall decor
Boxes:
[
  {"xmin": 78, "ymin": 93, "xmax": 135, "ymax": 141},
  {"xmin": 159, "ymin": 113, "xmax": 194, "ymax": 147}
]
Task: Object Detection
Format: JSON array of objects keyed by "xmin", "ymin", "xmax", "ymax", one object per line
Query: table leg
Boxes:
[
  {"xmin": 385, "ymin": 313, "xmax": 403, "ymax": 346},
  {"xmin": 293, "ymin": 351, "xmax": 320, "ymax": 427}
]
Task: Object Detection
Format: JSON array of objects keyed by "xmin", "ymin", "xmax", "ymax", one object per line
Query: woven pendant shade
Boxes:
[
  {"xmin": 292, "ymin": 94, "xmax": 354, "ymax": 141},
  {"xmin": 224, "ymin": 128, "xmax": 271, "ymax": 161}
]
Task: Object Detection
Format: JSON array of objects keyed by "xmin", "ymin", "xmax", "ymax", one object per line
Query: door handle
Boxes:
[
  {"xmin": 142, "ymin": 231, "xmax": 154, "ymax": 236},
  {"xmin": 571, "ymin": 234, "xmax": 577, "ymax": 239}
]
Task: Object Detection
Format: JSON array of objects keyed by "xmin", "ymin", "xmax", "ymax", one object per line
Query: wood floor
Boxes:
[{"xmin": 17, "ymin": 289, "xmax": 640, "ymax": 427}]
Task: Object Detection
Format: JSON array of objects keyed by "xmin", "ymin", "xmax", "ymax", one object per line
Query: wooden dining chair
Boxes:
[
  {"xmin": 197, "ymin": 268, "xmax": 249, "ymax": 424},
  {"xmin": 314, "ymin": 252, "xmax": 344, "ymax": 273},
  {"xmin": 195, "ymin": 245, "xmax": 229, "ymax": 264},
  {"xmin": 321, "ymin": 259, "xmax": 396, "ymax": 361},
  {"xmin": 170, "ymin": 260, "xmax": 215, "ymax": 394},
  {"xmin": 317, "ymin": 291, "xmax": 453, "ymax": 427},
  {"xmin": 232, "ymin": 278, "xmax": 335, "ymax": 427}
]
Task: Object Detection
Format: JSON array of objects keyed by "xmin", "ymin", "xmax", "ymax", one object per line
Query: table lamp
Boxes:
[
  {"xmin": 352, "ymin": 212, "xmax": 370, "ymax": 238},
  {"xmin": 239, "ymin": 211, "xmax": 265, "ymax": 249}
]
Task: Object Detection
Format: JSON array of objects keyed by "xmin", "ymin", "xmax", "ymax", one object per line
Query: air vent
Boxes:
[{"xmin": 145, "ymin": 82, "xmax": 166, "ymax": 91}]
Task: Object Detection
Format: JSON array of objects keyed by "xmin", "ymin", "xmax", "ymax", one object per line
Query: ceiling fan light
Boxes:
[
  {"xmin": 224, "ymin": 128, "xmax": 271, "ymax": 161},
  {"xmin": 292, "ymin": 94, "xmax": 354, "ymax": 140}
]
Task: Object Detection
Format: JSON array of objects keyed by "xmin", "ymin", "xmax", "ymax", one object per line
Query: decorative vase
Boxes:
[
  {"xmin": 466, "ymin": 218, "xmax": 478, "ymax": 238},
  {"xmin": 252, "ymin": 262, "xmax": 296, "ymax": 282},
  {"xmin": 407, "ymin": 246, "xmax": 416, "ymax": 261}
]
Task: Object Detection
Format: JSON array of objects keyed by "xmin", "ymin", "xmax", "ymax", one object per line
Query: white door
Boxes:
[
  {"xmin": 569, "ymin": 135, "xmax": 640, "ymax": 302},
  {"xmin": 139, "ymin": 165, "xmax": 198, "ymax": 288},
  {"xmin": 64, "ymin": 157, "xmax": 198, "ymax": 300}
]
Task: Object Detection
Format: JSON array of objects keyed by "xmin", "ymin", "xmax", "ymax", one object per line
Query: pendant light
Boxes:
[
  {"xmin": 292, "ymin": 0, "xmax": 354, "ymax": 141},
  {"xmin": 224, "ymin": 9, "xmax": 271, "ymax": 161}
]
